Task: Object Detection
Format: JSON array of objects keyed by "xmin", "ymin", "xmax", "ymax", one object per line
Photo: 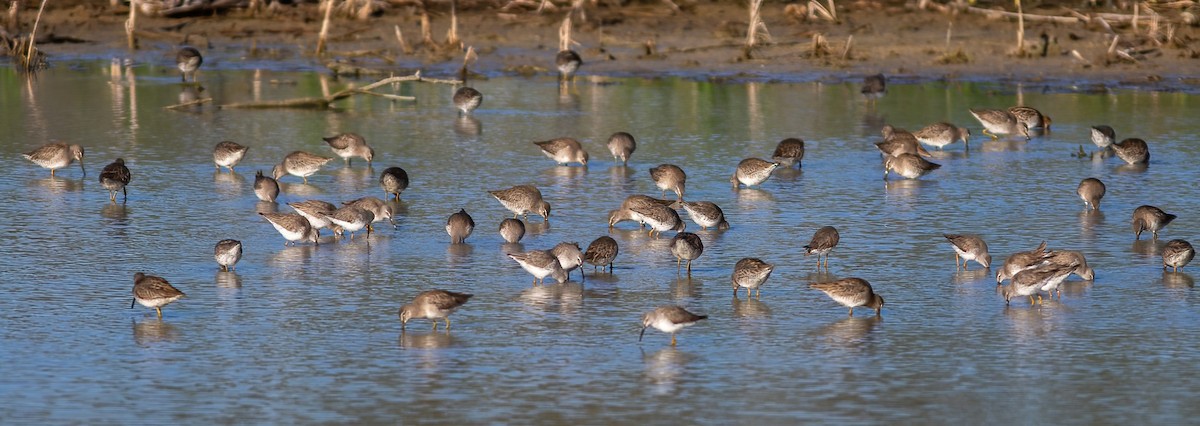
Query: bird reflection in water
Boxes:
[
  {"xmin": 1114, "ymin": 163, "xmax": 1148, "ymax": 174},
  {"xmin": 215, "ymin": 270, "xmax": 242, "ymax": 289},
  {"xmin": 1132, "ymin": 239, "xmax": 1162, "ymax": 257},
  {"xmin": 812, "ymin": 315, "xmax": 882, "ymax": 348},
  {"xmin": 100, "ymin": 202, "xmax": 129, "ymax": 222},
  {"xmin": 132, "ymin": 318, "xmax": 180, "ymax": 346},
  {"xmin": 525, "ymin": 220, "xmax": 551, "ymax": 237},
  {"xmin": 1162, "ymin": 271, "xmax": 1194, "ymax": 290},
  {"xmin": 399, "ymin": 329, "xmax": 456, "ymax": 350},
  {"xmin": 557, "ymin": 84, "xmax": 580, "ymax": 110},
  {"xmin": 278, "ymin": 182, "xmax": 323, "ymax": 198},
  {"xmin": 545, "ymin": 165, "xmax": 587, "ymax": 182},
  {"xmin": 607, "ymin": 165, "xmax": 636, "ymax": 190},
  {"xmin": 732, "ymin": 296, "xmax": 771, "ymax": 318},
  {"xmin": 1077, "ymin": 209, "xmax": 1104, "ymax": 241},
  {"xmin": 213, "ymin": 170, "xmax": 244, "ymax": 197},
  {"xmin": 254, "ymin": 200, "xmax": 279, "ymax": 215},
  {"xmin": 268, "ymin": 244, "xmax": 318, "ymax": 270},
  {"xmin": 642, "ymin": 346, "xmax": 690, "ymax": 396},
  {"xmin": 670, "ymin": 276, "xmax": 701, "ymax": 300},
  {"xmin": 334, "ymin": 165, "xmax": 375, "ymax": 190},
  {"xmin": 454, "ymin": 115, "xmax": 481, "ymax": 137},
  {"xmin": 979, "ymin": 139, "xmax": 1028, "ymax": 153},
  {"xmin": 519, "ymin": 282, "xmax": 584, "ymax": 316},
  {"xmin": 951, "ymin": 268, "xmax": 992, "ymax": 285},
  {"xmin": 31, "ymin": 176, "xmax": 84, "ymax": 194}
]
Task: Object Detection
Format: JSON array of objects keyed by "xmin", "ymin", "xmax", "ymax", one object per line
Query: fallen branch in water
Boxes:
[
  {"xmin": 164, "ymin": 97, "xmax": 213, "ymax": 110},
  {"xmin": 218, "ymin": 72, "xmax": 457, "ymax": 109}
]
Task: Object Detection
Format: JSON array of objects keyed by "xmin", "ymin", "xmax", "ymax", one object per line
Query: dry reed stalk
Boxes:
[
  {"xmin": 446, "ymin": 0, "xmax": 459, "ymax": 47},
  {"xmin": 826, "ymin": 0, "xmax": 837, "ymax": 21},
  {"xmin": 808, "ymin": 0, "xmax": 835, "ymax": 22},
  {"xmin": 558, "ymin": 15, "xmax": 571, "ymax": 52},
  {"xmin": 316, "ymin": 0, "xmax": 334, "ymax": 54},
  {"xmin": 841, "ymin": 35, "xmax": 853, "ymax": 59},
  {"xmin": 420, "ymin": 13, "xmax": 433, "ymax": 46},
  {"xmin": 125, "ymin": 0, "xmax": 138, "ymax": 50},
  {"xmin": 24, "ymin": 0, "xmax": 46, "ymax": 67},
  {"xmin": 945, "ymin": 20, "xmax": 953, "ymax": 50},
  {"xmin": 744, "ymin": 0, "xmax": 771, "ymax": 51},
  {"xmin": 1014, "ymin": 0, "xmax": 1024, "ymax": 56},
  {"xmin": 394, "ymin": 24, "xmax": 413, "ymax": 55},
  {"xmin": 8, "ymin": 0, "xmax": 19, "ymax": 31},
  {"xmin": 1133, "ymin": 2, "xmax": 1139, "ymax": 32}
]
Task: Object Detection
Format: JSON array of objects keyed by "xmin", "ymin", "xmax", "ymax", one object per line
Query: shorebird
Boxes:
[
  {"xmin": 1112, "ymin": 138, "xmax": 1149, "ymax": 164},
  {"xmin": 254, "ymin": 170, "xmax": 279, "ymax": 202},
  {"xmin": 556, "ymin": 49, "xmax": 582, "ymax": 83},
  {"xmin": 1090, "ymin": 125, "xmax": 1116, "ymax": 150},
  {"xmin": 670, "ymin": 232, "xmax": 704, "ymax": 275},
  {"xmin": 508, "ymin": 249, "xmax": 568, "ymax": 285},
  {"xmin": 214, "ymin": 239, "xmax": 243, "ymax": 272},
  {"xmin": 809, "ymin": 277, "xmax": 884, "ymax": 317},
  {"xmin": 131, "ymin": 272, "xmax": 185, "ymax": 318},
  {"xmin": 731, "ymin": 158, "xmax": 780, "ymax": 188},
  {"xmin": 446, "ymin": 209, "xmax": 475, "ymax": 244},
  {"xmin": 322, "ymin": 133, "xmax": 374, "ymax": 166},
  {"xmin": 1047, "ymin": 249, "xmax": 1095, "ymax": 283},
  {"xmin": 944, "ymin": 234, "xmax": 991, "ymax": 270},
  {"xmin": 877, "ymin": 126, "xmax": 932, "ymax": 158},
  {"xmin": 99, "ymin": 158, "xmax": 132, "ymax": 202},
  {"xmin": 861, "ymin": 73, "xmax": 886, "ymax": 101},
  {"xmin": 883, "ymin": 153, "xmax": 941, "ymax": 180},
  {"xmin": 804, "ymin": 226, "xmax": 840, "ymax": 269},
  {"xmin": 325, "ymin": 205, "xmax": 374, "ymax": 240},
  {"xmin": 551, "ymin": 242, "xmax": 584, "ymax": 281},
  {"xmin": 499, "ymin": 218, "xmax": 525, "ymax": 243},
  {"xmin": 489, "ymin": 185, "xmax": 551, "ymax": 221},
  {"xmin": 631, "ymin": 203, "xmax": 685, "ymax": 238},
  {"xmin": 259, "ymin": 212, "xmax": 319, "ymax": 246},
  {"xmin": 213, "ymin": 141, "xmax": 248, "ymax": 172},
  {"xmin": 913, "ymin": 122, "xmax": 971, "ymax": 150},
  {"xmin": 1008, "ymin": 106, "xmax": 1052, "ymax": 131},
  {"xmin": 996, "ymin": 241, "xmax": 1052, "ymax": 284},
  {"xmin": 732, "ymin": 257, "xmax": 775, "ymax": 299},
  {"xmin": 534, "ymin": 138, "xmax": 588, "ymax": 166},
  {"xmin": 272, "ymin": 151, "xmax": 333, "ymax": 184},
  {"xmin": 649, "ymin": 164, "xmax": 686, "ymax": 200},
  {"xmin": 639, "ymin": 306, "xmax": 707, "ymax": 346},
  {"xmin": 379, "ymin": 167, "xmax": 409, "ymax": 201},
  {"xmin": 23, "ymin": 142, "xmax": 84, "ymax": 177},
  {"xmin": 399, "ymin": 289, "xmax": 473, "ymax": 331},
  {"xmin": 583, "ymin": 236, "xmax": 619, "ymax": 272},
  {"xmin": 176, "ymin": 46, "xmax": 202, "ymax": 82},
  {"xmin": 1163, "ymin": 239, "xmax": 1195, "ymax": 272},
  {"xmin": 608, "ymin": 195, "xmax": 675, "ymax": 229},
  {"xmin": 1132, "ymin": 205, "xmax": 1176, "ymax": 240},
  {"xmin": 968, "ymin": 108, "xmax": 1030, "ymax": 140},
  {"xmin": 343, "ymin": 197, "xmax": 394, "ymax": 231},
  {"xmin": 1001, "ymin": 261, "xmax": 1076, "ymax": 305},
  {"xmin": 288, "ymin": 200, "xmax": 337, "ymax": 232},
  {"xmin": 679, "ymin": 201, "xmax": 729, "ymax": 231},
  {"xmin": 1077, "ymin": 178, "xmax": 1106, "ymax": 211},
  {"xmin": 607, "ymin": 132, "xmax": 637, "ymax": 166},
  {"xmin": 772, "ymin": 138, "xmax": 805, "ymax": 168},
  {"xmin": 453, "ymin": 86, "xmax": 483, "ymax": 115}
]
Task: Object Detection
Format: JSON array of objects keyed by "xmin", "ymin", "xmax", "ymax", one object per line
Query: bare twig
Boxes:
[
  {"xmin": 219, "ymin": 72, "xmax": 458, "ymax": 109},
  {"xmin": 1014, "ymin": 0, "xmax": 1024, "ymax": 56},
  {"xmin": 447, "ymin": 0, "xmax": 459, "ymax": 47},
  {"xmin": 420, "ymin": 13, "xmax": 433, "ymax": 46},
  {"xmin": 126, "ymin": 0, "xmax": 138, "ymax": 50},
  {"xmin": 745, "ymin": 0, "xmax": 771, "ymax": 51},
  {"xmin": 841, "ymin": 35, "xmax": 853, "ymax": 59},
  {"xmin": 558, "ymin": 14, "xmax": 571, "ymax": 52},
  {"xmin": 394, "ymin": 24, "xmax": 412, "ymax": 55},
  {"xmin": 164, "ymin": 97, "xmax": 213, "ymax": 109},
  {"xmin": 316, "ymin": 0, "xmax": 334, "ymax": 54}
]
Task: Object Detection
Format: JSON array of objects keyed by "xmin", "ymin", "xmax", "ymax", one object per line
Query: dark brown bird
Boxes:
[
  {"xmin": 99, "ymin": 158, "xmax": 132, "ymax": 202},
  {"xmin": 446, "ymin": 209, "xmax": 475, "ymax": 244},
  {"xmin": 131, "ymin": 272, "xmax": 186, "ymax": 318},
  {"xmin": 1132, "ymin": 205, "xmax": 1176, "ymax": 240},
  {"xmin": 583, "ymin": 236, "xmax": 619, "ymax": 273},
  {"xmin": 1112, "ymin": 138, "xmax": 1149, "ymax": 165},
  {"xmin": 804, "ymin": 226, "xmax": 840, "ymax": 269},
  {"xmin": 809, "ymin": 277, "xmax": 884, "ymax": 317},
  {"xmin": 399, "ymin": 290, "xmax": 473, "ymax": 331}
]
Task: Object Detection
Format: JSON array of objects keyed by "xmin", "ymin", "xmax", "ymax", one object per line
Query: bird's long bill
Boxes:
[
  {"xmin": 638, "ymin": 326, "xmax": 647, "ymax": 342},
  {"xmin": 129, "ymin": 298, "xmax": 135, "ymax": 309},
  {"xmin": 80, "ymin": 162, "xmax": 86, "ymax": 177},
  {"xmin": 400, "ymin": 319, "xmax": 407, "ymax": 330}
]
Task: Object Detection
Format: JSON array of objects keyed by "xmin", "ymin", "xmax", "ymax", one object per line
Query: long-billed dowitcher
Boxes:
[
  {"xmin": 877, "ymin": 126, "xmax": 932, "ymax": 158},
  {"xmin": 176, "ymin": 46, "xmax": 202, "ymax": 82},
  {"xmin": 804, "ymin": 226, "xmax": 840, "ymax": 269},
  {"xmin": 379, "ymin": 166, "xmax": 410, "ymax": 201},
  {"xmin": 343, "ymin": 197, "xmax": 394, "ymax": 231},
  {"xmin": 996, "ymin": 241, "xmax": 1051, "ymax": 284},
  {"xmin": 1001, "ymin": 261, "xmax": 1076, "ymax": 305},
  {"xmin": 399, "ymin": 289, "xmax": 473, "ymax": 331},
  {"xmin": 883, "ymin": 153, "xmax": 941, "ymax": 180},
  {"xmin": 1046, "ymin": 249, "xmax": 1094, "ymax": 284},
  {"xmin": 631, "ymin": 203, "xmax": 685, "ymax": 238},
  {"xmin": 1133, "ymin": 205, "xmax": 1176, "ymax": 240},
  {"xmin": 1008, "ymin": 106, "xmax": 1052, "ymax": 130},
  {"xmin": 639, "ymin": 306, "xmax": 707, "ymax": 346},
  {"xmin": 214, "ymin": 239, "xmax": 243, "ymax": 272},
  {"xmin": 273, "ymin": 151, "xmax": 333, "ymax": 184},
  {"xmin": 809, "ymin": 277, "xmax": 884, "ymax": 317},
  {"xmin": 446, "ymin": 208, "xmax": 475, "ymax": 244},
  {"xmin": 259, "ymin": 212, "xmax": 319, "ymax": 246},
  {"xmin": 649, "ymin": 164, "xmax": 686, "ymax": 200},
  {"xmin": 731, "ymin": 158, "xmax": 780, "ymax": 189},
  {"xmin": 254, "ymin": 170, "xmax": 279, "ymax": 202},
  {"xmin": 913, "ymin": 122, "xmax": 971, "ymax": 150},
  {"xmin": 607, "ymin": 132, "xmax": 636, "ymax": 166},
  {"xmin": 288, "ymin": 200, "xmax": 336, "ymax": 232},
  {"xmin": 453, "ymin": 87, "xmax": 483, "ymax": 115},
  {"xmin": 326, "ymin": 205, "xmax": 374, "ymax": 240},
  {"xmin": 556, "ymin": 49, "xmax": 582, "ymax": 82},
  {"xmin": 732, "ymin": 257, "xmax": 775, "ymax": 298},
  {"xmin": 670, "ymin": 232, "xmax": 704, "ymax": 275},
  {"xmin": 1076, "ymin": 178, "xmax": 1106, "ymax": 211},
  {"xmin": 1112, "ymin": 138, "xmax": 1149, "ymax": 164},
  {"xmin": 1090, "ymin": 125, "xmax": 1116, "ymax": 150},
  {"xmin": 322, "ymin": 133, "xmax": 374, "ymax": 166},
  {"xmin": 944, "ymin": 234, "xmax": 991, "ymax": 270},
  {"xmin": 132, "ymin": 272, "xmax": 186, "ymax": 318},
  {"xmin": 489, "ymin": 185, "xmax": 551, "ymax": 221},
  {"xmin": 551, "ymin": 242, "xmax": 584, "ymax": 281},
  {"xmin": 99, "ymin": 158, "xmax": 132, "ymax": 202},
  {"xmin": 534, "ymin": 138, "xmax": 588, "ymax": 166},
  {"xmin": 772, "ymin": 138, "xmax": 806, "ymax": 168},
  {"xmin": 23, "ymin": 142, "xmax": 85, "ymax": 177},
  {"xmin": 499, "ymin": 218, "xmax": 525, "ymax": 243},
  {"xmin": 968, "ymin": 108, "xmax": 1030, "ymax": 140},
  {"xmin": 508, "ymin": 249, "xmax": 568, "ymax": 285},
  {"xmin": 679, "ymin": 201, "xmax": 729, "ymax": 231},
  {"xmin": 213, "ymin": 141, "xmax": 248, "ymax": 172},
  {"xmin": 608, "ymin": 195, "xmax": 675, "ymax": 229},
  {"xmin": 583, "ymin": 236, "xmax": 619, "ymax": 272},
  {"xmin": 861, "ymin": 73, "xmax": 886, "ymax": 100},
  {"xmin": 1163, "ymin": 239, "xmax": 1195, "ymax": 272}
]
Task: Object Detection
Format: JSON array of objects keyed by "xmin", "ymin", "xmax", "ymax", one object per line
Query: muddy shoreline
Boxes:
[{"xmin": 5, "ymin": 1, "xmax": 1200, "ymax": 90}]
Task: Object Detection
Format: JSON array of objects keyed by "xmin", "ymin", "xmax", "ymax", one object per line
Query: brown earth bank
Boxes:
[{"xmin": 3, "ymin": 0, "xmax": 1200, "ymax": 90}]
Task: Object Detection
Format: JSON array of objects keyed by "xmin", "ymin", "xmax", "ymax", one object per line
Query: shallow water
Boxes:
[{"xmin": 2, "ymin": 61, "xmax": 1200, "ymax": 423}]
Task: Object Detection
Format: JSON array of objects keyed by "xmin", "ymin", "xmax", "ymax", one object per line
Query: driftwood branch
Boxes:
[
  {"xmin": 218, "ymin": 72, "xmax": 460, "ymax": 109},
  {"xmin": 165, "ymin": 97, "xmax": 213, "ymax": 109}
]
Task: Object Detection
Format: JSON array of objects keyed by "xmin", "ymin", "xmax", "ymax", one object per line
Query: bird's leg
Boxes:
[
  {"xmin": 302, "ymin": 176, "xmax": 309, "ymax": 184},
  {"xmin": 122, "ymin": 187, "xmax": 128, "ymax": 201},
  {"xmin": 431, "ymin": 320, "xmax": 438, "ymax": 331},
  {"xmin": 445, "ymin": 317, "xmax": 451, "ymax": 330},
  {"xmin": 848, "ymin": 308, "xmax": 854, "ymax": 317},
  {"xmin": 686, "ymin": 260, "xmax": 692, "ymax": 276},
  {"xmin": 670, "ymin": 334, "xmax": 677, "ymax": 346},
  {"xmin": 733, "ymin": 287, "xmax": 739, "ymax": 297},
  {"xmin": 156, "ymin": 307, "xmax": 163, "ymax": 318}
]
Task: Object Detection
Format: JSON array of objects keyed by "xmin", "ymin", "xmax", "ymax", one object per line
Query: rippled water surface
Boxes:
[{"xmin": 2, "ymin": 62, "xmax": 1200, "ymax": 423}]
